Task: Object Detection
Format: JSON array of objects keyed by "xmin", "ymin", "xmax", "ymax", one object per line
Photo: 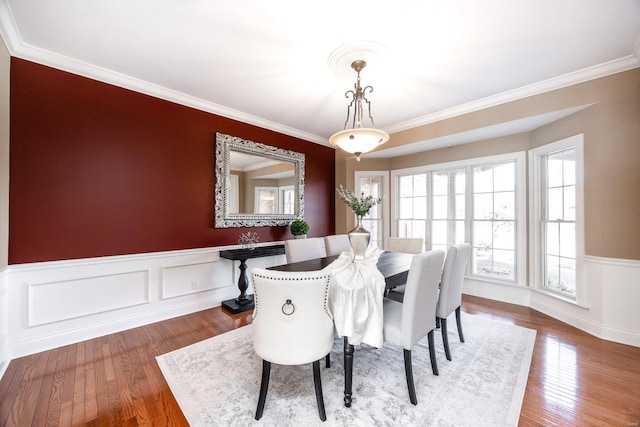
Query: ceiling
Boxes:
[{"xmin": 1, "ymin": 0, "xmax": 639, "ymax": 157}]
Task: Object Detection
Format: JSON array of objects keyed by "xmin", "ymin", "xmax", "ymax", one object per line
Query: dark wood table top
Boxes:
[{"xmin": 267, "ymin": 250, "xmax": 414, "ymax": 289}]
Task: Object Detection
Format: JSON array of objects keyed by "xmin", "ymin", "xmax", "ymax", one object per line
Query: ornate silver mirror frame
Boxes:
[{"xmin": 214, "ymin": 132, "xmax": 305, "ymax": 228}]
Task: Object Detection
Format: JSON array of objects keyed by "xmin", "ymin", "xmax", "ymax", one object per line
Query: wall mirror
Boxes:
[{"xmin": 214, "ymin": 132, "xmax": 305, "ymax": 227}]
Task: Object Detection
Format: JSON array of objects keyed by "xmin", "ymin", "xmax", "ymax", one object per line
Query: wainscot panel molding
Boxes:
[
  {"xmin": 464, "ymin": 256, "xmax": 640, "ymax": 347},
  {"xmin": 4, "ymin": 243, "xmax": 287, "ymax": 363},
  {"xmin": 28, "ymin": 270, "xmax": 150, "ymax": 326},
  {"xmin": 463, "ymin": 278, "xmax": 531, "ymax": 307},
  {"xmin": 531, "ymin": 256, "xmax": 640, "ymax": 347},
  {"xmin": 0, "ymin": 267, "xmax": 9, "ymax": 380}
]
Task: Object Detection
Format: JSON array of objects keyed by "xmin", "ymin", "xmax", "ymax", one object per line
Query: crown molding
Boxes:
[
  {"xmin": 384, "ymin": 55, "xmax": 640, "ymax": 135},
  {"xmin": 0, "ymin": 2, "xmax": 327, "ymax": 146},
  {"xmin": 2, "ymin": 1, "xmax": 638, "ymax": 147},
  {"xmin": 12, "ymin": 42, "xmax": 328, "ymax": 145}
]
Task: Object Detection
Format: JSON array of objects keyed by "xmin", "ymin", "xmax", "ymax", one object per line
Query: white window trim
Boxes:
[
  {"xmin": 391, "ymin": 151, "xmax": 527, "ymax": 287},
  {"xmin": 355, "ymin": 171, "xmax": 390, "ymax": 249},
  {"xmin": 529, "ymin": 134, "xmax": 586, "ymax": 307},
  {"xmin": 279, "ymin": 185, "xmax": 294, "ymax": 214},
  {"xmin": 254, "ymin": 186, "xmax": 278, "ymax": 214}
]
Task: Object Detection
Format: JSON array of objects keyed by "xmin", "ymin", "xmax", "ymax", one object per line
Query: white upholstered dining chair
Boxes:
[
  {"xmin": 436, "ymin": 243, "xmax": 471, "ymax": 361},
  {"xmin": 324, "ymin": 234, "xmax": 351, "ymax": 256},
  {"xmin": 382, "ymin": 249, "xmax": 446, "ymax": 405},
  {"xmin": 385, "ymin": 237, "xmax": 424, "ymax": 302},
  {"xmin": 284, "ymin": 237, "xmax": 326, "ymax": 263},
  {"xmin": 251, "ymin": 268, "xmax": 334, "ymax": 421},
  {"xmin": 387, "ymin": 237, "xmax": 424, "ymax": 254}
]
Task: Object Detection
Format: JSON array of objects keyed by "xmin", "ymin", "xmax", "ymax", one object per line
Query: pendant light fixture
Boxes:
[{"xmin": 329, "ymin": 60, "xmax": 389, "ymax": 161}]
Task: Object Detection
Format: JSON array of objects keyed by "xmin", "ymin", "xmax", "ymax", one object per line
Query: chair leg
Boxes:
[
  {"xmin": 312, "ymin": 360, "xmax": 327, "ymax": 421},
  {"xmin": 435, "ymin": 317, "xmax": 441, "ymax": 328},
  {"xmin": 427, "ymin": 330, "xmax": 439, "ymax": 376},
  {"xmin": 403, "ymin": 349, "xmax": 417, "ymax": 405},
  {"xmin": 325, "ymin": 353, "xmax": 331, "ymax": 368},
  {"xmin": 255, "ymin": 360, "xmax": 271, "ymax": 420},
  {"xmin": 440, "ymin": 317, "xmax": 452, "ymax": 361},
  {"xmin": 455, "ymin": 306, "xmax": 465, "ymax": 343}
]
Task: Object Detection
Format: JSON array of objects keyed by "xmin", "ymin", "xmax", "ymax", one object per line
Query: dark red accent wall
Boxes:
[{"xmin": 9, "ymin": 58, "xmax": 335, "ymax": 264}]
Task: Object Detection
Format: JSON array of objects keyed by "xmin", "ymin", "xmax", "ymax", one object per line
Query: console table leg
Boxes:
[
  {"xmin": 221, "ymin": 259, "xmax": 254, "ymax": 314},
  {"xmin": 235, "ymin": 259, "xmax": 250, "ymax": 304},
  {"xmin": 343, "ymin": 337, "xmax": 353, "ymax": 407}
]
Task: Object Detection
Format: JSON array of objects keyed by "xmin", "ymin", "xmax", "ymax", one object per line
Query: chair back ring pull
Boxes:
[{"xmin": 282, "ymin": 299, "xmax": 295, "ymax": 316}]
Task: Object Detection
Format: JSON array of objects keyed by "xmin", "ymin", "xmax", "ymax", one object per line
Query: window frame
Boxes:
[
  {"xmin": 529, "ymin": 134, "xmax": 586, "ymax": 306},
  {"xmin": 355, "ymin": 171, "xmax": 390, "ymax": 250},
  {"xmin": 391, "ymin": 151, "xmax": 527, "ymax": 286}
]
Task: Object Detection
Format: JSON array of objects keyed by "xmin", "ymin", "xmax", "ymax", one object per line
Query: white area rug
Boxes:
[{"xmin": 157, "ymin": 313, "xmax": 536, "ymax": 426}]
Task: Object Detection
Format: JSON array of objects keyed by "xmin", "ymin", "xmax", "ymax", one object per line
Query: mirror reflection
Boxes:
[
  {"xmin": 214, "ymin": 133, "xmax": 305, "ymax": 228},
  {"xmin": 229, "ymin": 151, "xmax": 296, "ymax": 215}
]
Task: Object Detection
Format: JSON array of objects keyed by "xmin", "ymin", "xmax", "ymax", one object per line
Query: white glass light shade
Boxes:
[{"xmin": 329, "ymin": 128, "xmax": 390, "ymax": 161}]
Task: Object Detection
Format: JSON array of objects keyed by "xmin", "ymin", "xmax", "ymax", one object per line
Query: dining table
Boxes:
[{"xmin": 268, "ymin": 249, "xmax": 414, "ymax": 407}]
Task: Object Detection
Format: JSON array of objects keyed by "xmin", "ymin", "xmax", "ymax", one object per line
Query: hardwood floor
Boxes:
[{"xmin": 1, "ymin": 295, "xmax": 639, "ymax": 426}]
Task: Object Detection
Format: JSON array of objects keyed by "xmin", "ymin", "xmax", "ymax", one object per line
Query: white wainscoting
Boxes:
[
  {"xmin": 2, "ymin": 249, "xmax": 638, "ymax": 383},
  {"xmin": 464, "ymin": 255, "xmax": 640, "ymax": 348},
  {"xmin": 0, "ymin": 267, "xmax": 9, "ymax": 380},
  {"xmin": 4, "ymin": 244, "xmax": 287, "ymax": 362}
]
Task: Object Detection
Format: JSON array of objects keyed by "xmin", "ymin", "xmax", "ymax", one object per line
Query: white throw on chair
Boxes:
[
  {"xmin": 436, "ymin": 243, "xmax": 471, "ymax": 361},
  {"xmin": 386, "ymin": 237, "xmax": 424, "ymax": 302},
  {"xmin": 251, "ymin": 268, "xmax": 334, "ymax": 421},
  {"xmin": 324, "ymin": 234, "xmax": 351, "ymax": 256},
  {"xmin": 382, "ymin": 249, "xmax": 446, "ymax": 405},
  {"xmin": 387, "ymin": 237, "xmax": 424, "ymax": 254},
  {"xmin": 284, "ymin": 237, "xmax": 325, "ymax": 263}
]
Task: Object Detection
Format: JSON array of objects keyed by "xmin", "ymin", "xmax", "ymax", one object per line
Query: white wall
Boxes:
[{"xmin": 0, "ymin": 267, "xmax": 8, "ymax": 379}]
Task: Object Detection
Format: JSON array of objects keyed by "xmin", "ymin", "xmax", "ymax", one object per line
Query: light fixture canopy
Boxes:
[{"xmin": 329, "ymin": 60, "xmax": 389, "ymax": 161}]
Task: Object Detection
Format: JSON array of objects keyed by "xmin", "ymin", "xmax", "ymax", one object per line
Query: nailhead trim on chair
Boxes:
[{"xmin": 252, "ymin": 273, "xmax": 333, "ymax": 318}]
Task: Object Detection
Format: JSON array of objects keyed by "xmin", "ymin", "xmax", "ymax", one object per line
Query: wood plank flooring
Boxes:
[{"xmin": 1, "ymin": 295, "xmax": 639, "ymax": 426}]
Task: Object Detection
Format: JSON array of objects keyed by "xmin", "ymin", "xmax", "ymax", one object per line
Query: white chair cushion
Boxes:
[
  {"xmin": 324, "ymin": 234, "xmax": 351, "ymax": 256},
  {"xmin": 436, "ymin": 243, "xmax": 471, "ymax": 318},
  {"xmin": 387, "ymin": 237, "xmax": 424, "ymax": 254},
  {"xmin": 381, "ymin": 298, "xmax": 403, "ymax": 344},
  {"xmin": 252, "ymin": 268, "xmax": 334, "ymax": 365},
  {"xmin": 284, "ymin": 237, "xmax": 326, "ymax": 263}
]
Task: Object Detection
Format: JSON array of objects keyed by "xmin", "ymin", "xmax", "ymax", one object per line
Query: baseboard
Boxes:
[{"xmin": 0, "ymin": 266, "xmax": 8, "ymax": 382}]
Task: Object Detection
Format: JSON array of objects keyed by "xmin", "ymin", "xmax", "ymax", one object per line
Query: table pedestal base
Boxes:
[{"xmin": 221, "ymin": 294, "xmax": 254, "ymax": 314}]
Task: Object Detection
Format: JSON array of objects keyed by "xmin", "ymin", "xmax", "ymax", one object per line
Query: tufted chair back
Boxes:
[
  {"xmin": 251, "ymin": 268, "xmax": 335, "ymax": 421},
  {"xmin": 252, "ymin": 268, "xmax": 334, "ymax": 365}
]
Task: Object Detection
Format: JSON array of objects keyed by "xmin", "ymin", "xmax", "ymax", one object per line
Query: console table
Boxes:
[{"xmin": 219, "ymin": 244, "xmax": 286, "ymax": 314}]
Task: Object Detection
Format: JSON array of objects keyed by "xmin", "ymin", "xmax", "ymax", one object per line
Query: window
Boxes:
[
  {"xmin": 472, "ymin": 162, "xmax": 516, "ymax": 280},
  {"xmin": 355, "ymin": 172, "xmax": 389, "ymax": 250},
  {"xmin": 392, "ymin": 152, "xmax": 526, "ymax": 285},
  {"xmin": 529, "ymin": 134, "xmax": 584, "ymax": 302},
  {"xmin": 255, "ymin": 187, "xmax": 277, "ymax": 214},
  {"xmin": 280, "ymin": 186, "xmax": 295, "ymax": 214},
  {"xmin": 432, "ymin": 169, "xmax": 466, "ymax": 253},
  {"xmin": 254, "ymin": 185, "xmax": 295, "ymax": 214},
  {"xmin": 397, "ymin": 173, "xmax": 427, "ymax": 242}
]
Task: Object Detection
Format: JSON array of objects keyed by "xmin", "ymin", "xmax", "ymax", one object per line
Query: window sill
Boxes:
[
  {"xmin": 531, "ymin": 288, "xmax": 589, "ymax": 309},
  {"xmin": 467, "ymin": 274, "xmax": 524, "ymax": 288}
]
